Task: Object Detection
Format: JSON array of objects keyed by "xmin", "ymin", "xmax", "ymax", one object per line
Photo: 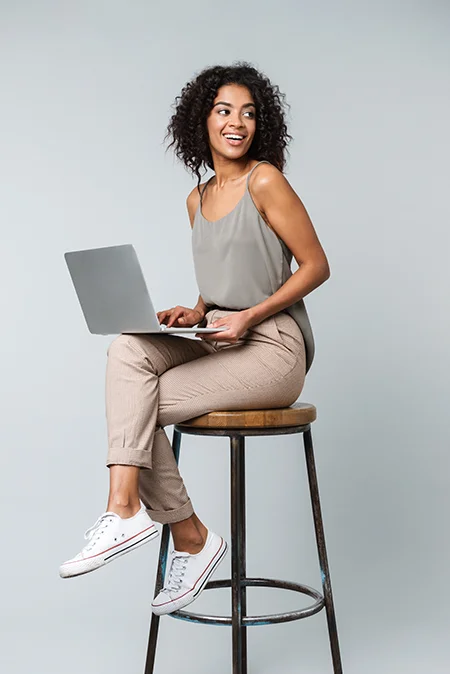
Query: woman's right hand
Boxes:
[{"xmin": 157, "ymin": 305, "xmax": 205, "ymax": 328}]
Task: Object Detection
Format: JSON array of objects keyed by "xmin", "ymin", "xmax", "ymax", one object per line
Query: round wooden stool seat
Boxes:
[{"xmin": 176, "ymin": 402, "xmax": 317, "ymax": 429}]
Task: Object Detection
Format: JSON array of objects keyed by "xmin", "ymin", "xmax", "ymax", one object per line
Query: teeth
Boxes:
[{"xmin": 225, "ymin": 135, "xmax": 244, "ymax": 140}]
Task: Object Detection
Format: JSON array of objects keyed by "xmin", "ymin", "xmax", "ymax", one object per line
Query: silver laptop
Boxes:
[{"xmin": 64, "ymin": 244, "xmax": 227, "ymax": 335}]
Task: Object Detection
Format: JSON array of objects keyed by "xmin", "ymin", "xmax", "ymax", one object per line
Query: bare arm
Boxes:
[{"xmin": 244, "ymin": 164, "xmax": 330, "ymax": 327}]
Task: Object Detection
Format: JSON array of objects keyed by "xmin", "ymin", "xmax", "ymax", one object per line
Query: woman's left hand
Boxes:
[{"xmin": 197, "ymin": 311, "xmax": 253, "ymax": 343}]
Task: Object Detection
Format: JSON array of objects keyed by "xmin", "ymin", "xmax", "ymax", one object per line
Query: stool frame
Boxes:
[{"xmin": 144, "ymin": 423, "xmax": 343, "ymax": 674}]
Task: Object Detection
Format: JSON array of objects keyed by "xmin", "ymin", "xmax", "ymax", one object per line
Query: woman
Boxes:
[{"xmin": 59, "ymin": 62, "xmax": 330, "ymax": 617}]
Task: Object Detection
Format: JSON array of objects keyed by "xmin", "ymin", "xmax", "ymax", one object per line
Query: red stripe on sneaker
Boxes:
[
  {"xmin": 62, "ymin": 525, "xmax": 156, "ymax": 565},
  {"xmin": 153, "ymin": 537, "xmax": 226, "ymax": 608}
]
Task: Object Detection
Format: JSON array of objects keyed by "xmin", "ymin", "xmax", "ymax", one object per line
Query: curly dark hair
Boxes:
[{"xmin": 164, "ymin": 61, "xmax": 293, "ymax": 191}]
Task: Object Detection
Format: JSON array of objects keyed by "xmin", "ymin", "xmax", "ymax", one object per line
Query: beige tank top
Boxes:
[{"xmin": 191, "ymin": 160, "xmax": 315, "ymax": 373}]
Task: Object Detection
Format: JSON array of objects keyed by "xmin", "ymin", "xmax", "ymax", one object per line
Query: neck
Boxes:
[{"xmin": 210, "ymin": 153, "xmax": 253, "ymax": 188}]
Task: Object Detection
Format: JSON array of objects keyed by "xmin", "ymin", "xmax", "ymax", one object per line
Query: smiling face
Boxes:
[{"xmin": 206, "ymin": 84, "xmax": 257, "ymax": 161}]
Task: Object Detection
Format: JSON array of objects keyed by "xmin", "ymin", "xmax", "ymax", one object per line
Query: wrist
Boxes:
[
  {"xmin": 193, "ymin": 306, "xmax": 206, "ymax": 321},
  {"xmin": 243, "ymin": 306, "xmax": 262, "ymax": 327}
]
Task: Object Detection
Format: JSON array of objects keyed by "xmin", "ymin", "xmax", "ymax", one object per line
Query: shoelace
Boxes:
[
  {"xmin": 83, "ymin": 513, "xmax": 116, "ymax": 551},
  {"xmin": 162, "ymin": 552, "xmax": 189, "ymax": 593}
]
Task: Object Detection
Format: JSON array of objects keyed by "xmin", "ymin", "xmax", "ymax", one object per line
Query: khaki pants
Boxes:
[{"xmin": 105, "ymin": 308, "xmax": 306, "ymax": 524}]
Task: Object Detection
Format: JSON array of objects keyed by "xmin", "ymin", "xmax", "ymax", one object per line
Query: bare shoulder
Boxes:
[
  {"xmin": 249, "ymin": 162, "xmax": 293, "ymax": 199},
  {"xmin": 247, "ymin": 161, "xmax": 329, "ymax": 272},
  {"xmin": 248, "ymin": 162, "xmax": 296, "ymax": 219},
  {"xmin": 186, "ymin": 184, "xmax": 204, "ymax": 228}
]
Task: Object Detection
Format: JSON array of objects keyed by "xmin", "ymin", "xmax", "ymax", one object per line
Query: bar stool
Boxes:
[{"xmin": 144, "ymin": 402, "xmax": 343, "ymax": 674}]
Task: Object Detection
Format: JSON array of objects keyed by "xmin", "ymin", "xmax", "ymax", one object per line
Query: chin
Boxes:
[{"xmin": 216, "ymin": 147, "xmax": 248, "ymax": 161}]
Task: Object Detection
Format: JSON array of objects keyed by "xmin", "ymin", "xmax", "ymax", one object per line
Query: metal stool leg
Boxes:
[
  {"xmin": 239, "ymin": 437, "xmax": 248, "ymax": 670},
  {"xmin": 144, "ymin": 523, "xmax": 170, "ymax": 674},
  {"xmin": 144, "ymin": 429, "xmax": 182, "ymax": 674},
  {"xmin": 230, "ymin": 435, "xmax": 247, "ymax": 674},
  {"xmin": 303, "ymin": 428, "xmax": 343, "ymax": 674}
]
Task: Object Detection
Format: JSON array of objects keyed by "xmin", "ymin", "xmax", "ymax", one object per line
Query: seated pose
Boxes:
[{"xmin": 59, "ymin": 61, "xmax": 330, "ymax": 617}]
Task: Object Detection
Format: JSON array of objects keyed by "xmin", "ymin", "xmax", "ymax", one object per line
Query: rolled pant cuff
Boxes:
[
  {"xmin": 147, "ymin": 499, "xmax": 194, "ymax": 525},
  {"xmin": 106, "ymin": 447, "xmax": 152, "ymax": 469}
]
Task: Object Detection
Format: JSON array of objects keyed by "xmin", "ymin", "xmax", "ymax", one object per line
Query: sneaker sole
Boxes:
[
  {"xmin": 151, "ymin": 537, "xmax": 228, "ymax": 616},
  {"xmin": 60, "ymin": 526, "xmax": 159, "ymax": 579}
]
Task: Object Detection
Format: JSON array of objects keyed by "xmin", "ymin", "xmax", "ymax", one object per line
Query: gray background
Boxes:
[{"xmin": 1, "ymin": 1, "xmax": 449, "ymax": 673}]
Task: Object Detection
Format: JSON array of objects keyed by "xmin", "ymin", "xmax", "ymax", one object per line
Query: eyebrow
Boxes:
[{"xmin": 213, "ymin": 101, "xmax": 256, "ymax": 109}]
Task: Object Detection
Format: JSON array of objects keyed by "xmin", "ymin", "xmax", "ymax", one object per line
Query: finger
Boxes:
[
  {"xmin": 162, "ymin": 310, "xmax": 177, "ymax": 325},
  {"xmin": 158, "ymin": 310, "xmax": 170, "ymax": 324},
  {"xmin": 208, "ymin": 322, "xmax": 230, "ymax": 333},
  {"xmin": 167, "ymin": 308, "xmax": 185, "ymax": 328},
  {"xmin": 210, "ymin": 317, "xmax": 231, "ymax": 328}
]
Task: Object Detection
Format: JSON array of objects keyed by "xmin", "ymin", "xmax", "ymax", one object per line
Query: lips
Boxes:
[{"xmin": 223, "ymin": 134, "xmax": 246, "ymax": 146}]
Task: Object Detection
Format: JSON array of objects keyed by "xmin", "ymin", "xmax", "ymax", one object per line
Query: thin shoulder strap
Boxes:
[
  {"xmin": 199, "ymin": 176, "xmax": 213, "ymax": 204},
  {"xmin": 245, "ymin": 160, "xmax": 271, "ymax": 186}
]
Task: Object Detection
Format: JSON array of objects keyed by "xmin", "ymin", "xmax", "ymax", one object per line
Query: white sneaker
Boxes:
[
  {"xmin": 59, "ymin": 503, "xmax": 159, "ymax": 578},
  {"xmin": 151, "ymin": 530, "xmax": 228, "ymax": 616}
]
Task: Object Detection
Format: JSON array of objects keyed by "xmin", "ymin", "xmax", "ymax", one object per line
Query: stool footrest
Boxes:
[{"xmin": 168, "ymin": 577, "xmax": 325, "ymax": 626}]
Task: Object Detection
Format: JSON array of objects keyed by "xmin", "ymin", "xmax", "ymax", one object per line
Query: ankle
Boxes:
[
  {"xmin": 172, "ymin": 536, "xmax": 205, "ymax": 555},
  {"xmin": 170, "ymin": 521, "xmax": 206, "ymax": 554},
  {"xmin": 107, "ymin": 495, "xmax": 141, "ymax": 519},
  {"xmin": 192, "ymin": 517, "xmax": 208, "ymax": 541}
]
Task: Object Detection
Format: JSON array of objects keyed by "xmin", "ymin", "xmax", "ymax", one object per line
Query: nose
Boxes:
[{"xmin": 228, "ymin": 111, "xmax": 245, "ymax": 129}]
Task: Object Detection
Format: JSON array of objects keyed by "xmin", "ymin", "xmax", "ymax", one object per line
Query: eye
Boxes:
[
  {"xmin": 218, "ymin": 109, "xmax": 230, "ymax": 115},
  {"xmin": 244, "ymin": 111, "xmax": 255, "ymax": 118}
]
